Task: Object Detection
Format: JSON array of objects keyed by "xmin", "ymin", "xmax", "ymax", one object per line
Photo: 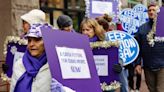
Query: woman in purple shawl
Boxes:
[{"xmin": 10, "ymin": 23, "xmax": 75, "ymax": 92}]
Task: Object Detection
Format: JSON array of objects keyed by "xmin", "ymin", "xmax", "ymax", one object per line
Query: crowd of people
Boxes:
[{"xmin": 1, "ymin": 1, "xmax": 164, "ymax": 92}]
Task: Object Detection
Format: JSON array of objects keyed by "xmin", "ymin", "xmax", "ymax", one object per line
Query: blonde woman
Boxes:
[{"xmin": 80, "ymin": 18, "xmax": 105, "ymax": 42}]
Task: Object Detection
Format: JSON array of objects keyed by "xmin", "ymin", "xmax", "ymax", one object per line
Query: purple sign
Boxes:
[
  {"xmin": 41, "ymin": 27, "xmax": 102, "ymax": 92},
  {"xmin": 92, "ymin": 47, "xmax": 119, "ymax": 84},
  {"xmin": 87, "ymin": 0, "xmax": 119, "ymax": 21},
  {"xmin": 156, "ymin": 7, "xmax": 164, "ymax": 37},
  {"xmin": 5, "ymin": 42, "xmax": 27, "ymax": 77}
]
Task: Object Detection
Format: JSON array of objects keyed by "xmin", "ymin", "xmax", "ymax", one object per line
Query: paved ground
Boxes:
[
  {"xmin": 139, "ymin": 71, "xmax": 149, "ymax": 92},
  {"xmin": 129, "ymin": 70, "xmax": 149, "ymax": 92}
]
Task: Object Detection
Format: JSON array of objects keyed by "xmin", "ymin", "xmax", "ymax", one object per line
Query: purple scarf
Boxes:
[
  {"xmin": 14, "ymin": 50, "xmax": 47, "ymax": 92},
  {"xmin": 89, "ymin": 35, "xmax": 99, "ymax": 42}
]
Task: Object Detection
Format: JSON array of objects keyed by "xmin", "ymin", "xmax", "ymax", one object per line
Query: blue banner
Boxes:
[
  {"xmin": 133, "ymin": 4, "xmax": 149, "ymax": 26},
  {"xmin": 119, "ymin": 4, "xmax": 148, "ymax": 35},
  {"xmin": 105, "ymin": 31, "xmax": 139, "ymax": 66},
  {"xmin": 119, "ymin": 8, "xmax": 139, "ymax": 35}
]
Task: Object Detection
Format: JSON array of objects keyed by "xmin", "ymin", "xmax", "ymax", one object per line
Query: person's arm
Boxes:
[
  {"xmin": 51, "ymin": 78, "xmax": 65, "ymax": 92},
  {"xmin": 134, "ymin": 57, "xmax": 142, "ymax": 75},
  {"xmin": 1, "ymin": 64, "xmax": 10, "ymax": 82},
  {"xmin": 134, "ymin": 27, "xmax": 142, "ymax": 74}
]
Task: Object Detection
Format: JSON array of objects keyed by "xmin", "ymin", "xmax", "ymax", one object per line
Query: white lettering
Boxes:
[
  {"xmin": 128, "ymin": 39, "xmax": 136, "ymax": 47},
  {"xmin": 123, "ymin": 48, "xmax": 135, "ymax": 58},
  {"xmin": 107, "ymin": 33, "xmax": 115, "ymax": 41}
]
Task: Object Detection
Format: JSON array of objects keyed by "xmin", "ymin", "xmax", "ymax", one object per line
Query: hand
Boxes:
[
  {"xmin": 0, "ymin": 73, "xmax": 11, "ymax": 83},
  {"xmin": 135, "ymin": 65, "xmax": 142, "ymax": 74},
  {"xmin": 112, "ymin": 63, "xmax": 122, "ymax": 73},
  {"xmin": 2, "ymin": 64, "xmax": 9, "ymax": 73},
  {"xmin": 51, "ymin": 78, "xmax": 65, "ymax": 92}
]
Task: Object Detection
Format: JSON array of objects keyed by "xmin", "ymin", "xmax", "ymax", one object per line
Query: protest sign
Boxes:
[
  {"xmin": 92, "ymin": 47, "xmax": 119, "ymax": 84},
  {"xmin": 41, "ymin": 27, "xmax": 101, "ymax": 92},
  {"xmin": 156, "ymin": 7, "xmax": 164, "ymax": 37},
  {"xmin": 119, "ymin": 4, "xmax": 148, "ymax": 35},
  {"xmin": 86, "ymin": 0, "xmax": 119, "ymax": 21},
  {"xmin": 4, "ymin": 36, "xmax": 27, "ymax": 77},
  {"xmin": 133, "ymin": 4, "xmax": 149, "ymax": 26},
  {"xmin": 56, "ymin": 47, "xmax": 91, "ymax": 79},
  {"xmin": 105, "ymin": 31, "xmax": 139, "ymax": 66}
]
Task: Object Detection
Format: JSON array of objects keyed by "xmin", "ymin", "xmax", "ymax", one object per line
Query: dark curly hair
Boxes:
[
  {"xmin": 96, "ymin": 18, "xmax": 109, "ymax": 32},
  {"xmin": 103, "ymin": 14, "xmax": 112, "ymax": 22}
]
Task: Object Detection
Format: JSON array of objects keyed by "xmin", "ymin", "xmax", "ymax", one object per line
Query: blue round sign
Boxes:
[
  {"xmin": 119, "ymin": 4, "xmax": 149, "ymax": 35},
  {"xmin": 133, "ymin": 4, "xmax": 149, "ymax": 26},
  {"xmin": 119, "ymin": 9, "xmax": 139, "ymax": 35},
  {"xmin": 105, "ymin": 31, "xmax": 139, "ymax": 66}
]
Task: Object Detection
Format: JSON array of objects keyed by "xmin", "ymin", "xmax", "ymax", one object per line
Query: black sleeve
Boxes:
[{"xmin": 133, "ymin": 27, "xmax": 142, "ymax": 66}]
